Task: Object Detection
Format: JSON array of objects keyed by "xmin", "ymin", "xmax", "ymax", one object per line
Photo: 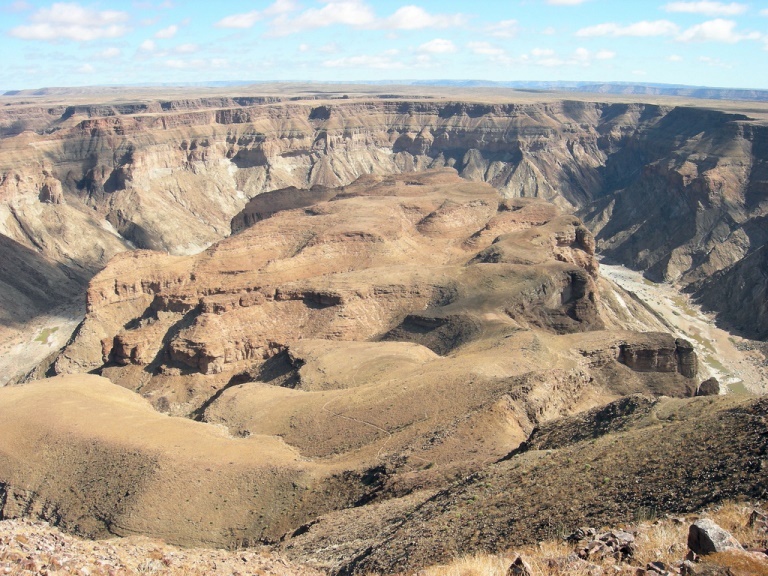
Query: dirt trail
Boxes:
[{"xmin": 600, "ymin": 262, "xmax": 767, "ymax": 394}]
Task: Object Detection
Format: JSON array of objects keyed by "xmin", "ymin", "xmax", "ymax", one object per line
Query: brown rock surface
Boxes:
[{"xmin": 0, "ymin": 518, "xmax": 320, "ymax": 576}]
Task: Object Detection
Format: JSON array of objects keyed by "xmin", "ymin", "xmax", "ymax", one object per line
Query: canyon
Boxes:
[{"xmin": 0, "ymin": 85, "xmax": 767, "ymax": 574}]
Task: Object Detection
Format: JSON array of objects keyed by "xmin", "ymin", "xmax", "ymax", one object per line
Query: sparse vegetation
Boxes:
[
  {"xmin": 418, "ymin": 503, "xmax": 767, "ymax": 576},
  {"xmin": 33, "ymin": 326, "xmax": 59, "ymax": 343},
  {"xmin": 671, "ymin": 296, "xmax": 698, "ymax": 317}
]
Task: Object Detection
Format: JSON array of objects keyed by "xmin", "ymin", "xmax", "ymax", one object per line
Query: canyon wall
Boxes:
[{"xmin": 0, "ymin": 95, "xmax": 766, "ymax": 337}]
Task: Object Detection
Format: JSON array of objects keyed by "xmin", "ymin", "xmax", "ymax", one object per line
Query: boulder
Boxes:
[
  {"xmin": 687, "ymin": 519, "xmax": 742, "ymax": 555},
  {"xmin": 696, "ymin": 377, "xmax": 720, "ymax": 397}
]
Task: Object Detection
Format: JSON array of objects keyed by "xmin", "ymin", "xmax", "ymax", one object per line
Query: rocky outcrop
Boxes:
[
  {"xmin": 53, "ymin": 171, "xmax": 622, "ymax": 392},
  {"xmin": 618, "ymin": 336, "xmax": 697, "ymax": 378},
  {"xmin": 697, "ymin": 377, "xmax": 721, "ymax": 396},
  {"xmin": 38, "ymin": 176, "xmax": 64, "ymax": 205}
]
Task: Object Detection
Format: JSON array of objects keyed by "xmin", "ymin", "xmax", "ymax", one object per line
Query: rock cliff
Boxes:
[{"xmin": 1, "ymin": 93, "xmax": 766, "ymax": 337}]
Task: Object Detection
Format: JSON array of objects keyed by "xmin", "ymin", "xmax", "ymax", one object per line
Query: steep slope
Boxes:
[
  {"xmin": 0, "ymin": 374, "xmax": 317, "ymax": 546},
  {"xmin": 693, "ymin": 243, "xmax": 768, "ymax": 339},
  {"xmin": 282, "ymin": 394, "xmax": 768, "ymax": 574}
]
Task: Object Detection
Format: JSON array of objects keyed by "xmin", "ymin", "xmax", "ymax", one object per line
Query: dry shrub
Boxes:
[
  {"xmin": 632, "ymin": 520, "xmax": 689, "ymax": 567},
  {"xmin": 705, "ymin": 550, "xmax": 768, "ymax": 576},
  {"xmin": 419, "ymin": 553, "xmax": 512, "ymax": 576},
  {"xmin": 709, "ymin": 502, "xmax": 766, "ymax": 547}
]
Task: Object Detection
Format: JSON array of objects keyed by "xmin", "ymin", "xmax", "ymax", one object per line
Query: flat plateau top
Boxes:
[{"xmin": 4, "ymin": 83, "xmax": 768, "ymax": 123}]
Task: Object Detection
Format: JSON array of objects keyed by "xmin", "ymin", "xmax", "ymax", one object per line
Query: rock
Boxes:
[
  {"xmin": 566, "ymin": 527, "xmax": 598, "ymax": 543},
  {"xmin": 687, "ymin": 519, "xmax": 742, "ymax": 555},
  {"xmin": 617, "ymin": 336, "xmax": 698, "ymax": 379},
  {"xmin": 749, "ymin": 509, "xmax": 768, "ymax": 532},
  {"xmin": 38, "ymin": 176, "xmax": 64, "ymax": 204},
  {"xmin": 646, "ymin": 561, "xmax": 672, "ymax": 575},
  {"xmin": 682, "ymin": 549, "xmax": 768, "ymax": 575},
  {"xmin": 507, "ymin": 554, "xmax": 534, "ymax": 576},
  {"xmin": 696, "ymin": 377, "xmax": 720, "ymax": 396},
  {"xmin": 577, "ymin": 530, "xmax": 636, "ymax": 561},
  {"xmin": 675, "ymin": 339, "xmax": 698, "ymax": 379}
]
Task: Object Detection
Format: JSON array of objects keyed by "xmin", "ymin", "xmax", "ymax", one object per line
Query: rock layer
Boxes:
[{"xmin": 1, "ymin": 93, "xmax": 767, "ymax": 338}]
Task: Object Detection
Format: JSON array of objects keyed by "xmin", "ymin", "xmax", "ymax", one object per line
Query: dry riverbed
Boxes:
[
  {"xmin": 0, "ymin": 303, "xmax": 82, "ymax": 386},
  {"xmin": 600, "ymin": 262, "xmax": 768, "ymax": 395}
]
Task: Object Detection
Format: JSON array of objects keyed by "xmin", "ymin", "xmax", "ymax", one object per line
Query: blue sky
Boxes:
[{"xmin": 1, "ymin": 0, "xmax": 767, "ymax": 91}]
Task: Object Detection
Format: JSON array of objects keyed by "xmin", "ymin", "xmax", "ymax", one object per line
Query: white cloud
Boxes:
[
  {"xmin": 699, "ymin": 55, "xmax": 733, "ymax": 67},
  {"xmin": 216, "ymin": 0, "xmax": 297, "ymax": 29},
  {"xmin": 380, "ymin": 5, "xmax": 464, "ymax": 29},
  {"xmin": 663, "ymin": 2, "xmax": 747, "ymax": 16},
  {"xmin": 668, "ymin": 54, "xmax": 684, "ymax": 61},
  {"xmin": 269, "ymin": 0, "xmax": 376, "ymax": 35},
  {"xmin": 418, "ymin": 39, "xmax": 457, "ymax": 54},
  {"xmin": 323, "ymin": 54, "xmax": 405, "ymax": 69},
  {"xmin": 524, "ymin": 47, "xmax": 613, "ymax": 68},
  {"xmin": 268, "ymin": 1, "xmax": 463, "ymax": 36},
  {"xmin": 139, "ymin": 39, "xmax": 156, "ymax": 51},
  {"xmin": 165, "ymin": 58, "xmax": 228, "ymax": 69},
  {"xmin": 677, "ymin": 19, "xmax": 760, "ymax": 42},
  {"xmin": 761, "ymin": 9, "xmax": 768, "ymax": 16},
  {"xmin": 531, "ymin": 47, "xmax": 556, "ymax": 57},
  {"xmin": 10, "ymin": 2, "xmax": 130, "ymax": 41},
  {"xmin": 132, "ymin": 1, "xmax": 175, "ymax": 9},
  {"xmin": 264, "ymin": 0, "xmax": 298, "ymax": 15},
  {"xmin": 97, "ymin": 47, "xmax": 121, "ymax": 59},
  {"xmin": 547, "ymin": 0, "xmax": 586, "ymax": 4},
  {"xmin": 6, "ymin": 1, "xmax": 32, "ymax": 11},
  {"xmin": 574, "ymin": 47, "xmax": 590, "ymax": 61},
  {"xmin": 174, "ymin": 43, "xmax": 197, "ymax": 53},
  {"xmin": 215, "ymin": 10, "xmax": 262, "ymax": 28},
  {"xmin": 467, "ymin": 42, "xmax": 505, "ymax": 57},
  {"xmin": 319, "ymin": 42, "xmax": 340, "ymax": 53},
  {"xmin": 542, "ymin": 26, "xmax": 556, "ymax": 35},
  {"xmin": 487, "ymin": 19, "xmax": 517, "ymax": 38},
  {"xmin": 297, "ymin": 41, "xmax": 338, "ymax": 54},
  {"xmin": 77, "ymin": 63, "xmax": 94, "ymax": 73},
  {"xmin": 154, "ymin": 24, "xmax": 177, "ymax": 38},
  {"xmin": 576, "ymin": 20, "xmax": 679, "ymax": 37}
]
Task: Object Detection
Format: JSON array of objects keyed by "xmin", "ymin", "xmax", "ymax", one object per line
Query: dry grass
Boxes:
[{"xmin": 414, "ymin": 502, "xmax": 768, "ymax": 576}]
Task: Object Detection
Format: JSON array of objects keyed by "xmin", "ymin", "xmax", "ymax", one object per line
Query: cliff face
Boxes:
[
  {"xmin": 693, "ymin": 243, "xmax": 768, "ymax": 339},
  {"xmin": 0, "ymin": 95, "xmax": 766, "ymax": 337}
]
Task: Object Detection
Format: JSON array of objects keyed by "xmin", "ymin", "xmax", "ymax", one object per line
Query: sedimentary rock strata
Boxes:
[{"xmin": 1, "ymin": 95, "xmax": 765, "ymax": 339}]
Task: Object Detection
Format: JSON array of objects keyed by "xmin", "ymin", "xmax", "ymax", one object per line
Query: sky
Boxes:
[{"xmin": 1, "ymin": 0, "xmax": 768, "ymax": 91}]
